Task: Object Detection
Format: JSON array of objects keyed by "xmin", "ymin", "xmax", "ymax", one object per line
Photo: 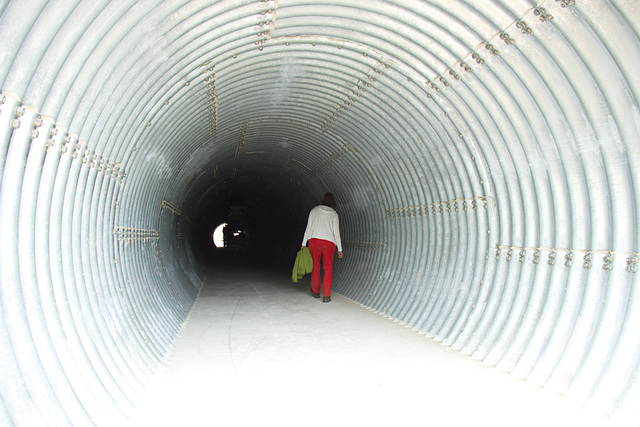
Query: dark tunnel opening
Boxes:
[{"xmin": 187, "ymin": 180, "xmax": 313, "ymax": 272}]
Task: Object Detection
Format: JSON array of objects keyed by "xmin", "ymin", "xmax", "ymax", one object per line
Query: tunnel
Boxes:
[{"xmin": 0, "ymin": 0, "xmax": 639, "ymax": 425}]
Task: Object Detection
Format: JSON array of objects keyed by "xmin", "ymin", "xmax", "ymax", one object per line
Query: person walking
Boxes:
[{"xmin": 301, "ymin": 192, "xmax": 343, "ymax": 302}]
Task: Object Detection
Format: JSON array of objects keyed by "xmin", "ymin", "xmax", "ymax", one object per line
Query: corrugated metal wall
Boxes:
[{"xmin": 0, "ymin": 0, "xmax": 638, "ymax": 425}]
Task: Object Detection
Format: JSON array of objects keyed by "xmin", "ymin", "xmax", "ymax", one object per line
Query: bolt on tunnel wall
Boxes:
[{"xmin": 0, "ymin": 0, "xmax": 639, "ymax": 425}]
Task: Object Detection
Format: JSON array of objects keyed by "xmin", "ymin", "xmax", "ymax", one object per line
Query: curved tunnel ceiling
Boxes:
[{"xmin": 1, "ymin": 0, "xmax": 639, "ymax": 424}]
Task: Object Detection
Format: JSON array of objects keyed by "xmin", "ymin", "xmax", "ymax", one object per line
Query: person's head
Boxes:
[{"xmin": 321, "ymin": 192, "xmax": 337, "ymax": 209}]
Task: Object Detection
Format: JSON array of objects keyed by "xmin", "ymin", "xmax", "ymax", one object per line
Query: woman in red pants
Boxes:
[{"xmin": 301, "ymin": 192, "xmax": 343, "ymax": 302}]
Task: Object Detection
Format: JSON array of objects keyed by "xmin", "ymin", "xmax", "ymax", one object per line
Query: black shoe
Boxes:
[
  {"xmin": 323, "ymin": 296, "xmax": 331, "ymax": 303},
  {"xmin": 311, "ymin": 289, "xmax": 320, "ymax": 298}
]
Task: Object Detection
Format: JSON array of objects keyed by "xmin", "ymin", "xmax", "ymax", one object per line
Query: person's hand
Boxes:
[{"xmin": 338, "ymin": 251, "xmax": 343, "ymax": 258}]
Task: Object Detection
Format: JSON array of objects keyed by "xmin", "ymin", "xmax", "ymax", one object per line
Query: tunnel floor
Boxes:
[{"xmin": 127, "ymin": 264, "xmax": 611, "ymax": 427}]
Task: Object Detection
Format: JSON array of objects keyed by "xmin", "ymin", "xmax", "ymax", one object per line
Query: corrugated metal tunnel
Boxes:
[{"xmin": 0, "ymin": 0, "xmax": 639, "ymax": 425}]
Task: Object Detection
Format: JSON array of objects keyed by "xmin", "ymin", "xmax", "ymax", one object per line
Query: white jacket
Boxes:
[{"xmin": 302, "ymin": 205, "xmax": 342, "ymax": 252}]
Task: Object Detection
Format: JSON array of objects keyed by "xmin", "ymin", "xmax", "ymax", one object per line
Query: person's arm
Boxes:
[
  {"xmin": 334, "ymin": 214, "xmax": 343, "ymax": 258},
  {"xmin": 301, "ymin": 210, "xmax": 313, "ymax": 247}
]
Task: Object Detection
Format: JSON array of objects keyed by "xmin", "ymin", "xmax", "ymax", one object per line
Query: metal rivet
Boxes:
[
  {"xmin": 565, "ymin": 253, "xmax": 573, "ymax": 267},
  {"xmin": 583, "ymin": 253, "xmax": 593, "ymax": 269}
]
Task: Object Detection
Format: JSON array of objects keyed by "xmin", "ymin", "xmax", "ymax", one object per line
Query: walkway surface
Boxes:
[{"xmin": 128, "ymin": 265, "xmax": 613, "ymax": 427}]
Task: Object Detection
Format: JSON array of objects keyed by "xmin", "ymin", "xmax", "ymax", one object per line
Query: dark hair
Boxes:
[{"xmin": 321, "ymin": 192, "xmax": 337, "ymax": 209}]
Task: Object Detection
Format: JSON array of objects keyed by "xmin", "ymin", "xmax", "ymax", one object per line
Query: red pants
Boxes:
[{"xmin": 308, "ymin": 238, "xmax": 336, "ymax": 296}]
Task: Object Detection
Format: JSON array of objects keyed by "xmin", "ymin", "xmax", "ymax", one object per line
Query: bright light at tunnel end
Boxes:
[{"xmin": 213, "ymin": 223, "xmax": 227, "ymax": 248}]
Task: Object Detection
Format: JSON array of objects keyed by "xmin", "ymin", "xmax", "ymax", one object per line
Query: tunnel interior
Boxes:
[
  {"xmin": 187, "ymin": 180, "xmax": 308, "ymax": 268},
  {"xmin": 1, "ymin": 0, "xmax": 639, "ymax": 425}
]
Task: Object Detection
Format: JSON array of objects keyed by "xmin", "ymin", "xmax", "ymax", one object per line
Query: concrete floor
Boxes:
[{"xmin": 127, "ymin": 265, "xmax": 616, "ymax": 427}]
